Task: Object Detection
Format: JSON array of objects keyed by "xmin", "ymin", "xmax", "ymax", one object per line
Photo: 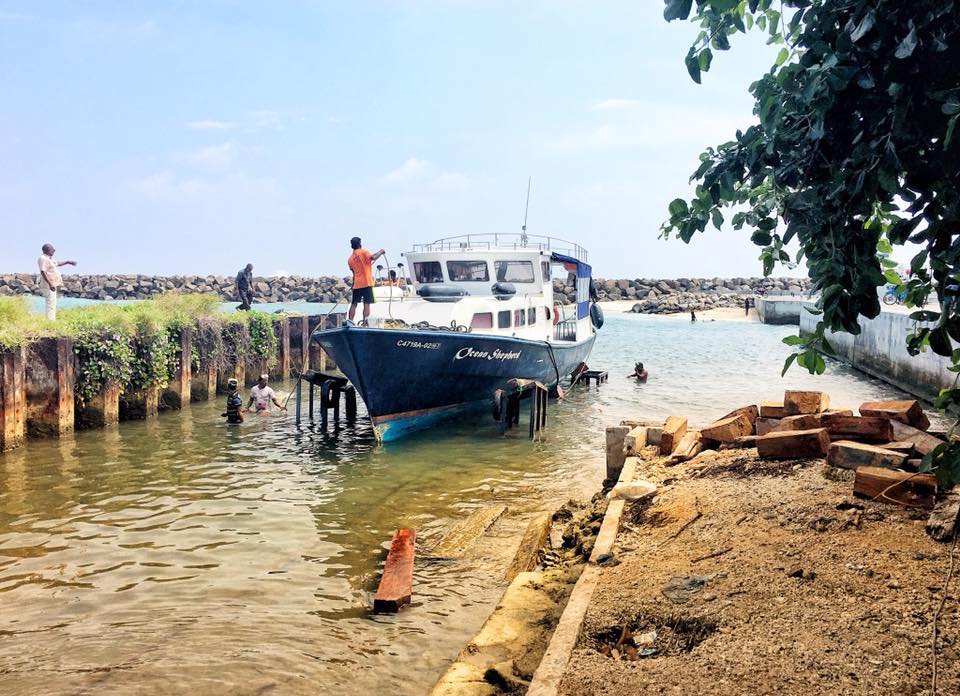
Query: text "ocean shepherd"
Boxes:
[{"xmin": 454, "ymin": 347, "xmax": 522, "ymax": 362}]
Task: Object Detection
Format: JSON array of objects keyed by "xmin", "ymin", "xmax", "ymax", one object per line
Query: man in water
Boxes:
[
  {"xmin": 628, "ymin": 362, "xmax": 648, "ymax": 382},
  {"xmin": 236, "ymin": 263, "xmax": 254, "ymax": 310},
  {"xmin": 223, "ymin": 378, "xmax": 244, "ymax": 423},
  {"xmin": 37, "ymin": 243, "xmax": 77, "ymax": 320},
  {"xmin": 247, "ymin": 373, "xmax": 286, "ymax": 413},
  {"xmin": 690, "ymin": 310, "xmax": 697, "ymax": 322},
  {"xmin": 347, "ymin": 236, "xmax": 385, "ymax": 324}
]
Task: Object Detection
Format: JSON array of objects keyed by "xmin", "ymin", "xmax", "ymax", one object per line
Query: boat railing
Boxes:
[
  {"xmin": 552, "ymin": 318, "xmax": 578, "ymax": 342},
  {"xmin": 411, "ymin": 233, "xmax": 587, "ymax": 262}
]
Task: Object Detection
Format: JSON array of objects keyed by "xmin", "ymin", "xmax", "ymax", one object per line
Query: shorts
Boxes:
[{"xmin": 351, "ymin": 287, "xmax": 374, "ymax": 304}]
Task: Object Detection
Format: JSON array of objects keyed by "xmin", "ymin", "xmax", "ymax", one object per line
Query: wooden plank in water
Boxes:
[
  {"xmin": 430, "ymin": 505, "xmax": 507, "ymax": 558},
  {"xmin": 503, "ymin": 512, "xmax": 552, "ymax": 583},
  {"xmin": 374, "ymin": 528, "xmax": 416, "ymax": 613}
]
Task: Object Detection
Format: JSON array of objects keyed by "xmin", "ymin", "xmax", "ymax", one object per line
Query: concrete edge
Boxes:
[{"xmin": 526, "ymin": 455, "xmax": 639, "ymax": 696}]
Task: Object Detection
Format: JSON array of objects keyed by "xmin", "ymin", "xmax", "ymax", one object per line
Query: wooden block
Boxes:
[
  {"xmin": 756, "ymin": 417, "xmax": 781, "ymax": 436},
  {"xmin": 826, "ymin": 441, "xmax": 909, "ymax": 470},
  {"xmin": 824, "ymin": 408, "xmax": 854, "ymax": 417},
  {"xmin": 821, "ymin": 414, "xmax": 894, "ymax": 443},
  {"xmin": 504, "ymin": 513, "xmax": 551, "ymax": 582},
  {"xmin": 718, "ymin": 405, "xmax": 759, "ymax": 429},
  {"xmin": 374, "ymin": 528, "xmax": 415, "ymax": 613},
  {"xmin": 755, "ymin": 428, "xmax": 830, "ymax": 459},
  {"xmin": 660, "ymin": 416, "xmax": 687, "ymax": 455},
  {"xmin": 720, "ymin": 435, "xmax": 760, "ymax": 450},
  {"xmin": 875, "ymin": 441, "xmax": 916, "ymax": 456},
  {"xmin": 891, "ymin": 420, "xmax": 945, "ymax": 455},
  {"xmin": 926, "ymin": 492, "xmax": 960, "ymax": 542},
  {"xmin": 700, "ymin": 414, "xmax": 752, "ymax": 443},
  {"xmin": 859, "ymin": 400, "xmax": 931, "ymax": 431},
  {"xmin": 759, "ymin": 400, "xmax": 788, "ymax": 418},
  {"xmin": 771, "ymin": 413, "xmax": 822, "ymax": 432},
  {"xmin": 853, "ymin": 467, "xmax": 937, "ymax": 510},
  {"xmin": 784, "ymin": 390, "xmax": 830, "ymax": 415},
  {"xmin": 623, "ymin": 426, "xmax": 647, "ymax": 457},
  {"xmin": 668, "ymin": 431, "xmax": 702, "ymax": 464},
  {"xmin": 605, "ymin": 425, "xmax": 630, "ymax": 481}
]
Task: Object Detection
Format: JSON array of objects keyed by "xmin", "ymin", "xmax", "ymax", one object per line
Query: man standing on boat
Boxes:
[
  {"xmin": 347, "ymin": 236, "xmax": 385, "ymax": 324},
  {"xmin": 37, "ymin": 243, "xmax": 77, "ymax": 321}
]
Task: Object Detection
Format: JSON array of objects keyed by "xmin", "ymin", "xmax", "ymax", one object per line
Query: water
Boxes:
[{"xmin": 0, "ymin": 312, "xmax": 931, "ymax": 694}]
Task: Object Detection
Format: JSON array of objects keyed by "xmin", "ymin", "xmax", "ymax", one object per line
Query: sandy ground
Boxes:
[
  {"xmin": 597, "ymin": 300, "xmax": 756, "ymax": 322},
  {"xmin": 558, "ymin": 447, "xmax": 959, "ymax": 696}
]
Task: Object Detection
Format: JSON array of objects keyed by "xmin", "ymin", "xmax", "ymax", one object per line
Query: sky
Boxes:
[{"xmin": 1, "ymin": 1, "xmax": 803, "ymax": 279}]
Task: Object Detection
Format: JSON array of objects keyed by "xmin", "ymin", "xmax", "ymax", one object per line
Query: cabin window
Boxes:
[
  {"xmin": 514, "ymin": 309, "xmax": 526, "ymax": 326},
  {"xmin": 446, "ymin": 260, "xmax": 489, "ymax": 282},
  {"xmin": 542, "ymin": 261, "xmax": 551, "ymax": 284},
  {"xmin": 470, "ymin": 312, "xmax": 493, "ymax": 329},
  {"xmin": 414, "ymin": 261, "xmax": 444, "ymax": 283},
  {"xmin": 497, "ymin": 310, "xmax": 511, "ymax": 329},
  {"xmin": 495, "ymin": 260, "xmax": 535, "ymax": 283},
  {"xmin": 528, "ymin": 308, "xmax": 536, "ymax": 325}
]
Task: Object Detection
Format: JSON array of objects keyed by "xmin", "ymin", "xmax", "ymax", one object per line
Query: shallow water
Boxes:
[{"xmin": 0, "ymin": 312, "xmax": 932, "ymax": 694}]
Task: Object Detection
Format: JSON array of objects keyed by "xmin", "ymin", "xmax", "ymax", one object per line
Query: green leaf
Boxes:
[
  {"xmin": 883, "ymin": 270, "xmax": 902, "ymax": 285},
  {"xmin": 781, "ymin": 353, "xmax": 798, "ymax": 377},
  {"xmin": 662, "ymin": 0, "xmax": 693, "ymax": 21},
  {"xmin": 850, "ymin": 12, "xmax": 875, "ymax": 42},
  {"xmin": 782, "ymin": 334, "xmax": 804, "ymax": 346},
  {"xmin": 685, "ymin": 51, "xmax": 702, "ymax": 84},
  {"xmin": 775, "ymin": 47, "xmax": 789, "ymax": 66},
  {"xmin": 895, "ymin": 25, "xmax": 918, "ymax": 59},
  {"xmin": 929, "ymin": 327, "xmax": 953, "ymax": 356},
  {"xmin": 668, "ymin": 198, "xmax": 689, "ymax": 217},
  {"xmin": 698, "ymin": 48, "xmax": 713, "ymax": 72},
  {"xmin": 751, "ymin": 230, "xmax": 772, "ymax": 245}
]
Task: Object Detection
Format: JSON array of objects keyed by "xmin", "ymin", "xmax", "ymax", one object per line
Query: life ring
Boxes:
[{"xmin": 553, "ymin": 304, "xmax": 561, "ymax": 325}]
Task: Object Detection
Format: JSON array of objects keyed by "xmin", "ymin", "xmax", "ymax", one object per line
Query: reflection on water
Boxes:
[{"xmin": 0, "ymin": 313, "xmax": 931, "ymax": 694}]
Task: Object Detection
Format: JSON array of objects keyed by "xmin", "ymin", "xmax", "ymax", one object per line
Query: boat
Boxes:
[{"xmin": 311, "ymin": 234, "xmax": 602, "ymax": 441}]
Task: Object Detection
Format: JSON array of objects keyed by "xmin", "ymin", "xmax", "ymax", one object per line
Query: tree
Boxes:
[{"xmin": 660, "ymin": 0, "xmax": 960, "ymax": 486}]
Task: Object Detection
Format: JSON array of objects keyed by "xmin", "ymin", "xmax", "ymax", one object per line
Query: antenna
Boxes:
[{"xmin": 521, "ymin": 176, "xmax": 531, "ymax": 245}]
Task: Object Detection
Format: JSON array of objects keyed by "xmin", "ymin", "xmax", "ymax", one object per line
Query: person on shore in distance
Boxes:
[
  {"xmin": 37, "ymin": 243, "xmax": 77, "ymax": 321},
  {"xmin": 222, "ymin": 378, "xmax": 245, "ymax": 424},
  {"xmin": 236, "ymin": 263, "xmax": 254, "ymax": 311},
  {"xmin": 627, "ymin": 362, "xmax": 648, "ymax": 382},
  {"xmin": 744, "ymin": 297, "xmax": 751, "ymax": 316},
  {"xmin": 690, "ymin": 309, "xmax": 697, "ymax": 322},
  {"xmin": 347, "ymin": 236, "xmax": 385, "ymax": 324},
  {"xmin": 246, "ymin": 373, "xmax": 286, "ymax": 413}
]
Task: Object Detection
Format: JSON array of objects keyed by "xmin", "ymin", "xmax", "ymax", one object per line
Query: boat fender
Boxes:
[
  {"xmin": 417, "ymin": 284, "xmax": 468, "ymax": 302},
  {"xmin": 590, "ymin": 303, "xmax": 604, "ymax": 329},
  {"xmin": 553, "ymin": 304, "xmax": 560, "ymax": 325},
  {"xmin": 491, "ymin": 282, "xmax": 516, "ymax": 299}
]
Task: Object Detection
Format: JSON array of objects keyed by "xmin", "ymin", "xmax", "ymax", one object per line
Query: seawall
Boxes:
[
  {"xmin": 755, "ymin": 298, "xmax": 952, "ymax": 402},
  {"xmin": 0, "ymin": 273, "xmax": 811, "ymax": 310}
]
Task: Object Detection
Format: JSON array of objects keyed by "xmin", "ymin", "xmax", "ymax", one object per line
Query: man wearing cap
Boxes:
[
  {"xmin": 223, "ymin": 378, "xmax": 245, "ymax": 424},
  {"xmin": 347, "ymin": 236, "xmax": 385, "ymax": 324},
  {"xmin": 247, "ymin": 374, "xmax": 286, "ymax": 413},
  {"xmin": 37, "ymin": 243, "xmax": 77, "ymax": 320}
]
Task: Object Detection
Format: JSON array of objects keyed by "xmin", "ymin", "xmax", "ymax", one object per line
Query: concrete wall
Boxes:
[
  {"xmin": 798, "ymin": 305, "xmax": 953, "ymax": 402},
  {"xmin": 755, "ymin": 297, "xmax": 805, "ymax": 325}
]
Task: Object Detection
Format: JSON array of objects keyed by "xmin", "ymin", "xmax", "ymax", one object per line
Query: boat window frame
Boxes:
[
  {"xmin": 514, "ymin": 309, "xmax": 526, "ymax": 327},
  {"xmin": 413, "ymin": 261, "xmax": 444, "ymax": 284},
  {"xmin": 528, "ymin": 307, "xmax": 536, "ymax": 325},
  {"xmin": 495, "ymin": 260, "xmax": 536, "ymax": 284},
  {"xmin": 470, "ymin": 312, "xmax": 493, "ymax": 329},
  {"xmin": 446, "ymin": 260, "xmax": 489, "ymax": 282},
  {"xmin": 497, "ymin": 310, "xmax": 511, "ymax": 329}
]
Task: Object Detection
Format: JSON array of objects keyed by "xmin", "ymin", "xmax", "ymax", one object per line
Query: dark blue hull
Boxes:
[{"xmin": 311, "ymin": 326, "xmax": 596, "ymax": 441}]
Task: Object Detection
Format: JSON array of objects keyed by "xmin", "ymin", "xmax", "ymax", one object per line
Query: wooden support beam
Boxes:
[
  {"xmin": 821, "ymin": 414, "xmax": 894, "ymax": 443},
  {"xmin": 826, "ymin": 440, "xmax": 909, "ymax": 470},
  {"xmin": 784, "ymin": 390, "xmax": 830, "ymax": 415},
  {"xmin": 854, "ymin": 467, "xmax": 937, "ymax": 509},
  {"xmin": 660, "ymin": 416, "xmax": 688, "ymax": 455},
  {"xmin": 756, "ymin": 428, "xmax": 830, "ymax": 459},
  {"xmin": 270, "ymin": 318, "xmax": 290, "ymax": 381},
  {"xmin": 859, "ymin": 400, "xmax": 930, "ymax": 431},
  {"xmin": 25, "ymin": 337, "xmax": 74, "ymax": 437},
  {"xmin": 374, "ymin": 528, "xmax": 416, "ymax": 613}
]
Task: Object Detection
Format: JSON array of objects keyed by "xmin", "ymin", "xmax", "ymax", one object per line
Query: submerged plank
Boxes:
[
  {"xmin": 430, "ymin": 505, "xmax": 507, "ymax": 558},
  {"xmin": 374, "ymin": 528, "xmax": 416, "ymax": 613},
  {"xmin": 504, "ymin": 512, "xmax": 552, "ymax": 583}
]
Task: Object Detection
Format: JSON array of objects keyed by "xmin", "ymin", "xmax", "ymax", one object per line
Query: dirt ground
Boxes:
[{"xmin": 558, "ymin": 447, "xmax": 959, "ymax": 695}]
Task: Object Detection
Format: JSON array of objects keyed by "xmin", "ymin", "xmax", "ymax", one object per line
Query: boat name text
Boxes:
[{"xmin": 454, "ymin": 347, "xmax": 523, "ymax": 362}]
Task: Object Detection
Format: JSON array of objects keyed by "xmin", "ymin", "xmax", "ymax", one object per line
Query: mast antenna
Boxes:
[{"xmin": 521, "ymin": 176, "xmax": 531, "ymax": 245}]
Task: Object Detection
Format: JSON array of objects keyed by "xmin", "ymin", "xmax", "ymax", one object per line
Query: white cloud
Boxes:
[
  {"xmin": 128, "ymin": 169, "xmax": 279, "ymax": 201},
  {"xmin": 187, "ymin": 119, "xmax": 235, "ymax": 130},
  {"xmin": 182, "ymin": 142, "xmax": 238, "ymax": 169},
  {"xmin": 251, "ymin": 110, "xmax": 282, "ymax": 129},
  {"xmin": 385, "ymin": 158, "xmax": 429, "ymax": 183},
  {"xmin": 327, "ymin": 116, "xmax": 342, "ymax": 124},
  {"xmin": 589, "ymin": 98, "xmax": 642, "ymax": 111}
]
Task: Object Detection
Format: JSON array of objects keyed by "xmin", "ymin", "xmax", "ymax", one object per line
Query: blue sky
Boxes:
[{"xmin": 1, "ymin": 1, "xmax": 797, "ymax": 279}]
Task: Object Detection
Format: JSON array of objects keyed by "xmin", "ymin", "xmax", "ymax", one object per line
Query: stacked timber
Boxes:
[{"xmin": 631, "ymin": 392, "xmax": 955, "ymax": 541}]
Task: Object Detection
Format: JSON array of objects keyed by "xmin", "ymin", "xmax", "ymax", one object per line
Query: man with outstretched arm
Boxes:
[
  {"xmin": 347, "ymin": 236, "xmax": 385, "ymax": 324},
  {"xmin": 37, "ymin": 243, "xmax": 77, "ymax": 321}
]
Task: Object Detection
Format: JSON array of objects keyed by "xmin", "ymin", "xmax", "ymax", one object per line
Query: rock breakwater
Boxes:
[{"xmin": 0, "ymin": 273, "xmax": 810, "ymax": 314}]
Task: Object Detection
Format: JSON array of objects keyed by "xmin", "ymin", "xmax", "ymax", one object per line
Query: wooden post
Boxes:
[
  {"xmin": 191, "ymin": 363, "xmax": 218, "ymax": 402},
  {"xmin": 308, "ymin": 316, "xmax": 323, "ymax": 371},
  {"xmin": 76, "ymin": 380, "xmax": 120, "ymax": 429},
  {"xmin": 529, "ymin": 390, "xmax": 536, "ymax": 439},
  {"xmin": 344, "ymin": 386, "xmax": 357, "ymax": 423},
  {"xmin": 120, "ymin": 384, "xmax": 159, "ymax": 420},
  {"xmin": 0, "ymin": 345, "xmax": 26, "ymax": 451},
  {"xmin": 331, "ymin": 386, "xmax": 340, "ymax": 424},
  {"xmin": 308, "ymin": 381, "xmax": 315, "ymax": 420},
  {"xmin": 499, "ymin": 393, "xmax": 507, "ymax": 435},
  {"xmin": 162, "ymin": 327, "xmax": 192, "ymax": 410},
  {"xmin": 25, "ymin": 336, "xmax": 75, "ymax": 438},
  {"xmin": 294, "ymin": 379, "xmax": 302, "ymax": 424},
  {"xmin": 287, "ymin": 315, "xmax": 309, "ymax": 377},
  {"xmin": 374, "ymin": 528, "xmax": 416, "ymax": 613},
  {"xmin": 270, "ymin": 318, "xmax": 290, "ymax": 381}
]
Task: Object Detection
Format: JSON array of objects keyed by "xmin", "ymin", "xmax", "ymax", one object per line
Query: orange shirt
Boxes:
[{"xmin": 347, "ymin": 248, "xmax": 374, "ymax": 289}]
